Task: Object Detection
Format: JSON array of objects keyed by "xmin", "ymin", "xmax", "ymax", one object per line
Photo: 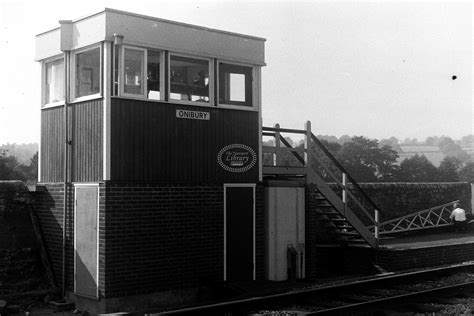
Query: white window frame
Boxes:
[
  {"xmin": 71, "ymin": 45, "xmax": 102, "ymax": 102},
  {"xmin": 168, "ymin": 53, "xmax": 214, "ymax": 106},
  {"xmin": 216, "ymin": 60, "xmax": 257, "ymax": 111},
  {"xmin": 120, "ymin": 46, "xmax": 147, "ymax": 99},
  {"xmin": 42, "ymin": 55, "xmax": 65, "ymax": 108},
  {"xmin": 118, "ymin": 46, "xmax": 165, "ymax": 101}
]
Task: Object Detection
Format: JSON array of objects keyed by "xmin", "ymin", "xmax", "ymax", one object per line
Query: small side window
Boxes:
[
  {"xmin": 219, "ymin": 63, "xmax": 253, "ymax": 107},
  {"xmin": 44, "ymin": 59, "xmax": 64, "ymax": 106},
  {"xmin": 74, "ymin": 47, "xmax": 101, "ymax": 99}
]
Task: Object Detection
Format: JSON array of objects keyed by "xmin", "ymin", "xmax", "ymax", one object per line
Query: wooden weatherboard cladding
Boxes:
[
  {"xmin": 110, "ymin": 98, "xmax": 259, "ymax": 183},
  {"xmin": 40, "ymin": 99, "xmax": 103, "ymax": 183}
]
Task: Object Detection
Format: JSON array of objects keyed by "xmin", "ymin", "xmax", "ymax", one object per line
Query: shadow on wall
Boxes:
[{"xmin": 32, "ymin": 184, "xmax": 74, "ymax": 292}]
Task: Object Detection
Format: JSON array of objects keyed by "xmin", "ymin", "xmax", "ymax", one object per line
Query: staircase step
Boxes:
[
  {"xmin": 330, "ymin": 219, "xmax": 348, "ymax": 222},
  {"xmin": 335, "ymin": 231, "xmax": 360, "ymax": 236},
  {"xmin": 335, "ymin": 225, "xmax": 354, "ymax": 230},
  {"xmin": 317, "ymin": 211, "xmax": 341, "ymax": 216}
]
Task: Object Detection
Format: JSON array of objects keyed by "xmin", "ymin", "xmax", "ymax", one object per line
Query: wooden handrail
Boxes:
[
  {"xmin": 310, "ymin": 133, "xmax": 382, "ymax": 214},
  {"xmin": 262, "ymin": 126, "xmax": 307, "ymax": 134}
]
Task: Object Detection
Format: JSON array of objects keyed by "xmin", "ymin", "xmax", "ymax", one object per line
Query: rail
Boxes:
[{"xmin": 368, "ymin": 200, "xmax": 459, "ymax": 235}]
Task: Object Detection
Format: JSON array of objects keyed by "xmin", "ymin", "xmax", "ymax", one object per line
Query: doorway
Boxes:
[
  {"xmin": 74, "ymin": 184, "xmax": 99, "ymax": 298},
  {"xmin": 224, "ymin": 184, "xmax": 255, "ymax": 281}
]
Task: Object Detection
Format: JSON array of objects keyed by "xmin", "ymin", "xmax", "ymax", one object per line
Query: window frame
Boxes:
[
  {"xmin": 120, "ymin": 46, "xmax": 147, "ymax": 99},
  {"xmin": 71, "ymin": 44, "xmax": 102, "ymax": 102},
  {"xmin": 217, "ymin": 61, "xmax": 255, "ymax": 109},
  {"xmin": 168, "ymin": 53, "xmax": 214, "ymax": 106},
  {"xmin": 118, "ymin": 46, "xmax": 165, "ymax": 101},
  {"xmin": 42, "ymin": 55, "xmax": 65, "ymax": 108}
]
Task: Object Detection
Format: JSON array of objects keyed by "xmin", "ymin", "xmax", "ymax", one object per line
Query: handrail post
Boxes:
[
  {"xmin": 342, "ymin": 172, "xmax": 347, "ymax": 217},
  {"xmin": 274, "ymin": 123, "xmax": 281, "ymax": 166},
  {"xmin": 374, "ymin": 209, "xmax": 380, "ymax": 248},
  {"xmin": 304, "ymin": 121, "xmax": 311, "ymax": 167}
]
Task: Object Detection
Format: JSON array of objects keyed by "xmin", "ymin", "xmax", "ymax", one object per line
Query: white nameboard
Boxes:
[{"xmin": 176, "ymin": 109, "xmax": 210, "ymax": 120}]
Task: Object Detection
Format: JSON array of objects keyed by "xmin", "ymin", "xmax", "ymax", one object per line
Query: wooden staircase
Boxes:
[
  {"xmin": 263, "ymin": 121, "xmax": 380, "ymax": 248},
  {"xmin": 312, "ymin": 189, "xmax": 367, "ymax": 245}
]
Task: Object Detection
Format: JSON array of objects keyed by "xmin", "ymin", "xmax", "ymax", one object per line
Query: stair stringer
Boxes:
[{"xmin": 307, "ymin": 169, "xmax": 377, "ymax": 248}]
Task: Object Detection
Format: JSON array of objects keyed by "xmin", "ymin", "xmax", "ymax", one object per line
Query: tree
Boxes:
[
  {"xmin": 0, "ymin": 150, "xmax": 38, "ymax": 182},
  {"xmin": 425, "ymin": 136, "xmax": 439, "ymax": 146},
  {"xmin": 458, "ymin": 162, "xmax": 474, "ymax": 183},
  {"xmin": 0, "ymin": 151, "xmax": 27, "ymax": 181},
  {"xmin": 336, "ymin": 136, "xmax": 399, "ymax": 182},
  {"xmin": 380, "ymin": 137, "xmax": 402, "ymax": 153},
  {"xmin": 338, "ymin": 135, "xmax": 351, "ymax": 145},
  {"xmin": 437, "ymin": 156, "xmax": 462, "ymax": 182},
  {"xmin": 460, "ymin": 135, "xmax": 474, "ymax": 146},
  {"xmin": 398, "ymin": 154, "xmax": 439, "ymax": 182}
]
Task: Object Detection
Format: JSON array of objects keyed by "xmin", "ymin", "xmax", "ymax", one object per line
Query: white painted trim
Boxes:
[
  {"xmin": 71, "ymin": 44, "xmax": 102, "ymax": 101},
  {"xmin": 120, "ymin": 46, "xmax": 148, "ymax": 99},
  {"xmin": 41, "ymin": 56, "xmax": 66, "ymax": 108},
  {"xmin": 73, "ymin": 183, "xmax": 100, "ymax": 299},
  {"xmin": 103, "ymin": 41, "xmax": 112, "ymax": 181},
  {"xmin": 223, "ymin": 183, "xmax": 257, "ymax": 281},
  {"xmin": 256, "ymin": 67, "xmax": 263, "ymax": 182}
]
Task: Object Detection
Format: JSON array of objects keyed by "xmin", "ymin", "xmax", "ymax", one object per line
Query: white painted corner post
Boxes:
[
  {"xmin": 103, "ymin": 40, "xmax": 112, "ymax": 181},
  {"xmin": 304, "ymin": 121, "xmax": 312, "ymax": 170},
  {"xmin": 273, "ymin": 123, "xmax": 281, "ymax": 166}
]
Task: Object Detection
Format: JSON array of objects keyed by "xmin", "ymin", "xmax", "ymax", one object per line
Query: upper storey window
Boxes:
[
  {"xmin": 170, "ymin": 55, "xmax": 210, "ymax": 103},
  {"xmin": 219, "ymin": 63, "xmax": 253, "ymax": 107},
  {"xmin": 120, "ymin": 47, "xmax": 162, "ymax": 100},
  {"xmin": 74, "ymin": 46, "xmax": 101, "ymax": 99},
  {"xmin": 43, "ymin": 58, "xmax": 64, "ymax": 106},
  {"xmin": 123, "ymin": 47, "xmax": 145, "ymax": 97}
]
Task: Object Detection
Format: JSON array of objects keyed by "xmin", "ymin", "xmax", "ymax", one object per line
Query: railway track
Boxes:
[{"xmin": 152, "ymin": 262, "xmax": 474, "ymax": 316}]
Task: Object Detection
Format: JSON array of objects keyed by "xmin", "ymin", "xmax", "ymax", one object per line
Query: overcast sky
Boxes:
[{"xmin": 0, "ymin": 0, "xmax": 472, "ymax": 144}]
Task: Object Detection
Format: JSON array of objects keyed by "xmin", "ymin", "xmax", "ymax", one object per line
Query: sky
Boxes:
[{"xmin": 0, "ymin": 0, "xmax": 472, "ymax": 144}]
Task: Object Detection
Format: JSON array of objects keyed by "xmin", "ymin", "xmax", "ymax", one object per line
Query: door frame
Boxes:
[
  {"xmin": 223, "ymin": 183, "xmax": 256, "ymax": 281},
  {"xmin": 73, "ymin": 183, "xmax": 100, "ymax": 299}
]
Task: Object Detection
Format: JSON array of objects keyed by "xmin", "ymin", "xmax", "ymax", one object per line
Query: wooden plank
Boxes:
[
  {"xmin": 262, "ymin": 166, "xmax": 307, "ymax": 175},
  {"xmin": 262, "ymin": 126, "xmax": 306, "ymax": 134},
  {"xmin": 110, "ymin": 98, "xmax": 259, "ymax": 183}
]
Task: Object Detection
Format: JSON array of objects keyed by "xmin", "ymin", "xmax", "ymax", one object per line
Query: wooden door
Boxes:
[
  {"xmin": 225, "ymin": 185, "xmax": 255, "ymax": 281},
  {"xmin": 74, "ymin": 185, "xmax": 98, "ymax": 298}
]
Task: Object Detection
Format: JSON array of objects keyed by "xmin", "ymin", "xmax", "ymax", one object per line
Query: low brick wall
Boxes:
[
  {"xmin": 0, "ymin": 181, "xmax": 36, "ymax": 249},
  {"xmin": 0, "ymin": 181, "xmax": 51, "ymax": 299},
  {"xmin": 376, "ymin": 242, "xmax": 474, "ymax": 271},
  {"xmin": 357, "ymin": 182, "xmax": 472, "ymax": 221}
]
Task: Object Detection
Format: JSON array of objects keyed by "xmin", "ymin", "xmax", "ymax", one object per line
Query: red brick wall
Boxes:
[
  {"xmin": 33, "ymin": 184, "xmax": 74, "ymax": 291},
  {"xmin": 101, "ymin": 182, "xmax": 264, "ymax": 298},
  {"xmin": 376, "ymin": 243, "xmax": 474, "ymax": 271}
]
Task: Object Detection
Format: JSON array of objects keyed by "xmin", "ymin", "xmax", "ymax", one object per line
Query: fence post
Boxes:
[
  {"xmin": 304, "ymin": 121, "xmax": 311, "ymax": 167},
  {"xmin": 374, "ymin": 209, "xmax": 380, "ymax": 248},
  {"xmin": 274, "ymin": 123, "xmax": 281, "ymax": 166},
  {"xmin": 342, "ymin": 172, "xmax": 347, "ymax": 217}
]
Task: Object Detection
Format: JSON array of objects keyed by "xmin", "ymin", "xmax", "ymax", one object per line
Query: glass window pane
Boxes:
[
  {"xmin": 75, "ymin": 47, "xmax": 101, "ymax": 98},
  {"xmin": 147, "ymin": 50, "xmax": 160, "ymax": 100},
  {"xmin": 170, "ymin": 55, "xmax": 209, "ymax": 103},
  {"xmin": 124, "ymin": 48, "xmax": 145, "ymax": 95},
  {"xmin": 219, "ymin": 63, "xmax": 253, "ymax": 106},
  {"xmin": 45, "ymin": 59, "xmax": 64, "ymax": 104}
]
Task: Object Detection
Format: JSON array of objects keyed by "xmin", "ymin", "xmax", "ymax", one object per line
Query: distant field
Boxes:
[{"xmin": 397, "ymin": 151, "xmax": 446, "ymax": 166}]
